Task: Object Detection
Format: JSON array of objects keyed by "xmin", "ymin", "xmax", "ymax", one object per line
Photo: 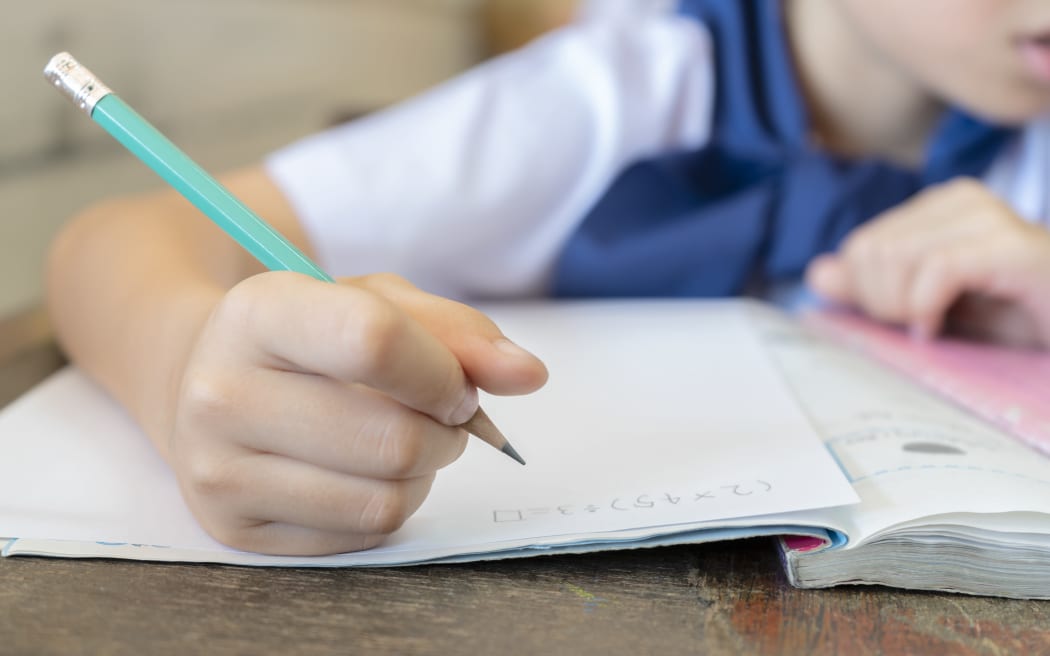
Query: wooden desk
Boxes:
[{"xmin": 1, "ymin": 310, "xmax": 1047, "ymax": 655}]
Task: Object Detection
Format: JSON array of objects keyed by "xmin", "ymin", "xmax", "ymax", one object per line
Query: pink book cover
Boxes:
[
  {"xmin": 805, "ymin": 310, "xmax": 1050, "ymax": 457},
  {"xmin": 782, "ymin": 535, "xmax": 828, "ymax": 553},
  {"xmin": 782, "ymin": 309, "xmax": 1050, "ymax": 554}
]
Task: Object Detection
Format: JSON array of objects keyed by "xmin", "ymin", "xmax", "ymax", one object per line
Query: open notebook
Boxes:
[{"xmin": 1, "ymin": 300, "xmax": 1048, "ymax": 599}]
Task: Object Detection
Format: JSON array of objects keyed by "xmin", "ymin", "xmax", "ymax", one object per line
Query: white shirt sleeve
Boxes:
[
  {"xmin": 983, "ymin": 115, "xmax": 1050, "ymax": 229},
  {"xmin": 265, "ymin": 12, "xmax": 714, "ymax": 300},
  {"xmin": 577, "ymin": 0, "xmax": 678, "ymax": 20}
]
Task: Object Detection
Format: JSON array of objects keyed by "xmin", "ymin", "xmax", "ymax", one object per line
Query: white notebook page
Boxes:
[{"xmin": 0, "ymin": 300, "xmax": 857, "ymax": 566}]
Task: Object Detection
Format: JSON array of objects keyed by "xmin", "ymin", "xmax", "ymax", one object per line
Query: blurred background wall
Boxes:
[{"xmin": 0, "ymin": 0, "xmax": 578, "ymax": 319}]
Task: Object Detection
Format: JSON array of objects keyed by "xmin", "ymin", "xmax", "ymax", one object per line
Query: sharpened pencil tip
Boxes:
[
  {"xmin": 462, "ymin": 406, "xmax": 526, "ymax": 465},
  {"xmin": 502, "ymin": 442, "xmax": 526, "ymax": 465}
]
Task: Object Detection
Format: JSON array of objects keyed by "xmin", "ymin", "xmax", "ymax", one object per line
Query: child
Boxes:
[{"xmin": 46, "ymin": 0, "xmax": 1050, "ymax": 555}]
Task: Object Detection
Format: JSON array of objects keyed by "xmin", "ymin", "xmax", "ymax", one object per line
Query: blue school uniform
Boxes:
[
  {"xmin": 266, "ymin": 1, "xmax": 1037, "ymax": 302},
  {"xmin": 551, "ymin": 0, "xmax": 1014, "ymax": 298}
]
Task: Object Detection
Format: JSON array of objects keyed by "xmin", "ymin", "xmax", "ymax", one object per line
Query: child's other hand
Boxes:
[
  {"xmin": 170, "ymin": 272, "xmax": 548, "ymax": 555},
  {"xmin": 806, "ymin": 178, "xmax": 1050, "ymax": 348}
]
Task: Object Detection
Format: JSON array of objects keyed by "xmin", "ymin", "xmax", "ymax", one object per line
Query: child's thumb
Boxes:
[
  {"xmin": 355, "ymin": 274, "xmax": 548, "ymax": 396},
  {"xmin": 411, "ymin": 305, "xmax": 549, "ymax": 396}
]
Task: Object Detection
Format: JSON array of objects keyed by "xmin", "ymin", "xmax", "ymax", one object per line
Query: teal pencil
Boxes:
[{"xmin": 43, "ymin": 52, "xmax": 525, "ymax": 466}]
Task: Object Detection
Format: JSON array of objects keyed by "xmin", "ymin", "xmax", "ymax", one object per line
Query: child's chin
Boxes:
[{"xmin": 958, "ymin": 88, "xmax": 1050, "ymax": 127}]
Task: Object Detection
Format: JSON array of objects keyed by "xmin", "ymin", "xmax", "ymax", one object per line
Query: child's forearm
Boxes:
[
  {"xmin": 48, "ymin": 194, "xmax": 239, "ymax": 459},
  {"xmin": 45, "ymin": 166, "xmax": 302, "ymax": 460}
]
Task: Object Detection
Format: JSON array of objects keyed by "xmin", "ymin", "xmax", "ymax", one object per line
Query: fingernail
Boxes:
[
  {"xmin": 494, "ymin": 338, "xmax": 536, "ymax": 360},
  {"xmin": 450, "ymin": 385, "xmax": 479, "ymax": 426}
]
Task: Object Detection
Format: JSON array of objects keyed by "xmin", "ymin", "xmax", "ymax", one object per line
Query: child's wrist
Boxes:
[{"xmin": 134, "ymin": 284, "xmax": 226, "ymax": 462}]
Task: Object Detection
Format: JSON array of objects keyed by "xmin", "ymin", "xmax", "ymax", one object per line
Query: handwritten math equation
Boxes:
[{"xmin": 492, "ymin": 479, "xmax": 773, "ymax": 523}]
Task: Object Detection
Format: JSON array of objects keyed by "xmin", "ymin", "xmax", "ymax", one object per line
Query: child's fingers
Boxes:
[
  {"xmin": 184, "ymin": 369, "xmax": 467, "ymax": 479},
  {"xmin": 839, "ymin": 234, "xmax": 915, "ymax": 324},
  {"xmin": 357, "ymin": 273, "xmax": 549, "ymax": 396},
  {"xmin": 805, "ymin": 254, "xmax": 853, "ymax": 304},
  {"xmin": 181, "ymin": 450, "xmax": 434, "ymax": 550},
  {"xmin": 411, "ymin": 310, "xmax": 549, "ymax": 397},
  {"xmin": 907, "ymin": 243, "xmax": 998, "ymax": 339},
  {"xmin": 213, "ymin": 271, "xmax": 477, "ymax": 426},
  {"xmin": 809, "ymin": 250, "xmax": 911, "ymax": 322},
  {"xmin": 215, "ymin": 521, "xmax": 385, "ymax": 557},
  {"xmin": 869, "ymin": 178, "xmax": 988, "ymax": 237},
  {"xmin": 808, "ymin": 180, "xmax": 1009, "ymax": 325},
  {"xmin": 945, "ymin": 294, "xmax": 1046, "ymax": 348},
  {"xmin": 216, "ymin": 454, "xmax": 435, "ymax": 536}
]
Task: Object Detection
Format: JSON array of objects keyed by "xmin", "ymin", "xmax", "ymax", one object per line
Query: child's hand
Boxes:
[
  {"xmin": 169, "ymin": 271, "xmax": 547, "ymax": 555},
  {"xmin": 806, "ymin": 178, "xmax": 1050, "ymax": 348}
]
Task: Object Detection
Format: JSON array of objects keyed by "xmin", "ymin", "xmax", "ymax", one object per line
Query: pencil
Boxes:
[{"xmin": 43, "ymin": 52, "xmax": 525, "ymax": 466}]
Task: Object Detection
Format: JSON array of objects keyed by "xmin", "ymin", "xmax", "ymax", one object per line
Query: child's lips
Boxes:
[{"xmin": 1020, "ymin": 36, "xmax": 1050, "ymax": 83}]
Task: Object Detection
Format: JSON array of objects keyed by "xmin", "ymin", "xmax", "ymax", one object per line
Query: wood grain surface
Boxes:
[
  {"xmin": 1, "ymin": 312, "xmax": 1047, "ymax": 655},
  {"xmin": 3, "ymin": 541, "xmax": 1048, "ymax": 655}
]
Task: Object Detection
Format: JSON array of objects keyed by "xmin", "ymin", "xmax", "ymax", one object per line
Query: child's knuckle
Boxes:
[
  {"xmin": 844, "ymin": 232, "xmax": 876, "ymax": 262},
  {"xmin": 945, "ymin": 176, "xmax": 984, "ymax": 198},
  {"xmin": 202, "ymin": 521, "xmax": 246, "ymax": 551},
  {"xmin": 367, "ymin": 272, "xmax": 411, "ymax": 290},
  {"xmin": 376, "ymin": 418, "xmax": 428, "ymax": 478},
  {"xmin": 924, "ymin": 251, "xmax": 956, "ymax": 282},
  {"xmin": 338, "ymin": 296, "xmax": 403, "ymax": 379},
  {"xmin": 184, "ymin": 453, "xmax": 240, "ymax": 501},
  {"xmin": 181, "ymin": 372, "xmax": 236, "ymax": 423},
  {"xmin": 361, "ymin": 484, "xmax": 411, "ymax": 534},
  {"xmin": 218, "ymin": 277, "xmax": 268, "ymax": 326}
]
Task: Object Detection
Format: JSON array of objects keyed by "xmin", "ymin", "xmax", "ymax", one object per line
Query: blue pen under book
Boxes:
[{"xmin": 43, "ymin": 52, "xmax": 524, "ymax": 465}]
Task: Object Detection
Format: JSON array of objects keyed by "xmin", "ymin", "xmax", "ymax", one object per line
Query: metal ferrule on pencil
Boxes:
[{"xmin": 43, "ymin": 52, "xmax": 112, "ymax": 116}]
